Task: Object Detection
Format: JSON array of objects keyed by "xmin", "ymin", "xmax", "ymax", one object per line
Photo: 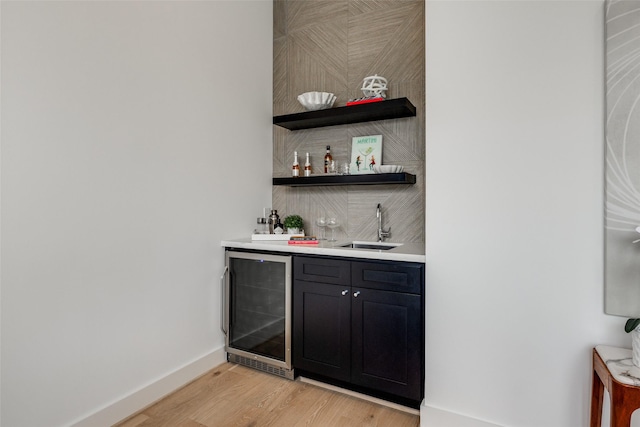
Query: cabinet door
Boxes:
[
  {"xmin": 293, "ymin": 280, "xmax": 351, "ymax": 382},
  {"xmin": 351, "ymin": 287, "xmax": 423, "ymax": 402}
]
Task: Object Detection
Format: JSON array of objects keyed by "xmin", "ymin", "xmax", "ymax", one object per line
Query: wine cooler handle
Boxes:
[{"xmin": 220, "ymin": 266, "xmax": 228, "ymax": 335}]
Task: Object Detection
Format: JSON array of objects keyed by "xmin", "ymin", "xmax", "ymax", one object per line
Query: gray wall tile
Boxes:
[{"xmin": 273, "ymin": 0, "xmax": 425, "ymax": 243}]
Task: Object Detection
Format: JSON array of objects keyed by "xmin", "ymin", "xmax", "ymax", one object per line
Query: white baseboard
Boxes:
[
  {"xmin": 421, "ymin": 402, "xmax": 504, "ymax": 427},
  {"xmin": 70, "ymin": 348, "xmax": 226, "ymax": 427}
]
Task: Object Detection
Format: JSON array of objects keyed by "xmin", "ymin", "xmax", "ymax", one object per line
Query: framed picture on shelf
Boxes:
[{"xmin": 350, "ymin": 135, "xmax": 382, "ymax": 174}]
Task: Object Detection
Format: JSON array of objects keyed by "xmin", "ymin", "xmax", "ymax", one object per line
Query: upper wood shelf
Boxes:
[{"xmin": 273, "ymin": 97, "xmax": 416, "ymax": 130}]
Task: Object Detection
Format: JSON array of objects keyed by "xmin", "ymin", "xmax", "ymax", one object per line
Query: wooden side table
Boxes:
[{"xmin": 591, "ymin": 345, "xmax": 640, "ymax": 427}]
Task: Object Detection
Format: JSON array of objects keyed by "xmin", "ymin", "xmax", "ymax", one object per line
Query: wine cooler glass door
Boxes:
[{"xmin": 225, "ymin": 251, "xmax": 292, "ymax": 370}]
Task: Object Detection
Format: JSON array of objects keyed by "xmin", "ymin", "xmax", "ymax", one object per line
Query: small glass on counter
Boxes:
[{"xmin": 255, "ymin": 217, "xmax": 269, "ymax": 234}]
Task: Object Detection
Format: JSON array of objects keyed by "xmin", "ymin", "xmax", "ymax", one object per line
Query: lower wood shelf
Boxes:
[{"xmin": 273, "ymin": 173, "xmax": 416, "ymax": 187}]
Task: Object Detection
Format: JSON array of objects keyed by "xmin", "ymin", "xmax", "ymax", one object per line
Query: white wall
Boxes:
[
  {"xmin": 424, "ymin": 1, "xmax": 629, "ymax": 426},
  {"xmin": 5, "ymin": 1, "xmax": 631, "ymax": 426},
  {"xmin": 0, "ymin": 2, "xmax": 272, "ymax": 426}
]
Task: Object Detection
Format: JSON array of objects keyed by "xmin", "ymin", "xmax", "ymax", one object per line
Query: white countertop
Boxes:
[{"xmin": 221, "ymin": 237, "xmax": 426, "ymax": 263}]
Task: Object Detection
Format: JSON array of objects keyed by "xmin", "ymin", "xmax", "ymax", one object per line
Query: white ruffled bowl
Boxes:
[
  {"xmin": 297, "ymin": 91, "xmax": 336, "ymax": 111},
  {"xmin": 373, "ymin": 165, "xmax": 404, "ymax": 174}
]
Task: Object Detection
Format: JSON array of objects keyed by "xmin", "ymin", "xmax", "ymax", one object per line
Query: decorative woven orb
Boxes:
[{"xmin": 361, "ymin": 75, "xmax": 388, "ymax": 98}]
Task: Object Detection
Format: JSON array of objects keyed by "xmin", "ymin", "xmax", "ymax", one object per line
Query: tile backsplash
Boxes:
[{"xmin": 273, "ymin": 0, "xmax": 425, "ymax": 242}]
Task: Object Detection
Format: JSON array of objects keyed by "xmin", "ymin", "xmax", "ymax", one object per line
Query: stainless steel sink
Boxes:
[{"xmin": 338, "ymin": 241, "xmax": 402, "ymax": 251}]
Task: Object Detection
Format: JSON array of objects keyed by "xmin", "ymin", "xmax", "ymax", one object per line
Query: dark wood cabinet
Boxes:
[
  {"xmin": 293, "ymin": 280, "xmax": 351, "ymax": 382},
  {"xmin": 351, "ymin": 286, "xmax": 423, "ymax": 401},
  {"xmin": 293, "ymin": 257, "xmax": 351, "ymax": 381},
  {"xmin": 293, "ymin": 255, "xmax": 424, "ymax": 408}
]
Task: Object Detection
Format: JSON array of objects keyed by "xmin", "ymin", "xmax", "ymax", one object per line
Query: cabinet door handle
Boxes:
[
  {"xmin": 341, "ymin": 290, "xmax": 349, "ymax": 296},
  {"xmin": 353, "ymin": 291, "xmax": 361, "ymax": 298}
]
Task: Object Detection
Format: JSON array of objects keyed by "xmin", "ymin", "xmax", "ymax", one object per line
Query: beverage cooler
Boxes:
[{"xmin": 221, "ymin": 250, "xmax": 293, "ymax": 379}]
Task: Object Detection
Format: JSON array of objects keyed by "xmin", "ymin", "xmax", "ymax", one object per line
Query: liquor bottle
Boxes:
[
  {"xmin": 304, "ymin": 152, "xmax": 312, "ymax": 177},
  {"xmin": 324, "ymin": 145, "xmax": 333, "ymax": 173},
  {"xmin": 274, "ymin": 219, "xmax": 284, "ymax": 234},
  {"xmin": 292, "ymin": 151, "xmax": 300, "ymax": 177}
]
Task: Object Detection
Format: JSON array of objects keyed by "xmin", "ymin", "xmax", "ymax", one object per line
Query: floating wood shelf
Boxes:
[
  {"xmin": 273, "ymin": 98, "xmax": 416, "ymax": 130},
  {"xmin": 273, "ymin": 173, "xmax": 416, "ymax": 187}
]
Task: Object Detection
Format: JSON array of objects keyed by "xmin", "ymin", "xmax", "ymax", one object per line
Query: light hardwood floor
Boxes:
[{"xmin": 114, "ymin": 363, "xmax": 420, "ymax": 427}]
